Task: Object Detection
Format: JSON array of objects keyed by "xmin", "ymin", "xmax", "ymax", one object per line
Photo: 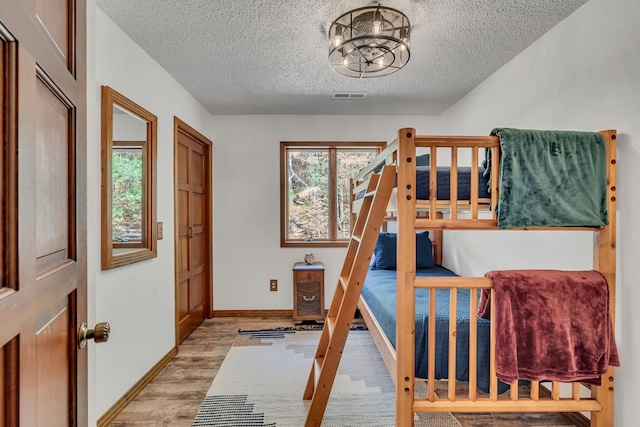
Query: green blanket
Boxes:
[{"xmin": 485, "ymin": 128, "xmax": 608, "ymax": 229}]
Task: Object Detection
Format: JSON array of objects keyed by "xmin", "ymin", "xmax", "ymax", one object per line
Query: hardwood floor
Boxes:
[
  {"xmin": 109, "ymin": 316, "xmax": 576, "ymax": 426},
  {"xmin": 109, "ymin": 317, "xmax": 297, "ymax": 426}
]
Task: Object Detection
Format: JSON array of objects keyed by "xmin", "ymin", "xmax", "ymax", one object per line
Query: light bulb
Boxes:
[
  {"xmin": 400, "ymin": 27, "xmax": 409, "ymax": 50},
  {"xmin": 372, "ymin": 20, "xmax": 382, "ymax": 35},
  {"xmin": 334, "ymin": 25, "xmax": 343, "ymax": 47}
]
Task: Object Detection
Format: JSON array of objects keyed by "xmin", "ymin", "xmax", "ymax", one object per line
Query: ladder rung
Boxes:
[
  {"xmin": 314, "ymin": 356, "xmax": 324, "ymax": 386},
  {"xmin": 351, "ymin": 235, "xmax": 362, "ymax": 243},
  {"xmin": 364, "ymin": 190, "xmax": 376, "ymax": 198},
  {"xmin": 326, "ymin": 316, "xmax": 336, "ymax": 339},
  {"xmin": 338, "ymin": 276, "xmax": 348, "ymax": 291}
]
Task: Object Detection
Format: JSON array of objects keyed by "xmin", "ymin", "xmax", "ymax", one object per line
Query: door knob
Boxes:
[{"xmin": 78, "ymin": 322, "xmax": 111, "ymax": 349}]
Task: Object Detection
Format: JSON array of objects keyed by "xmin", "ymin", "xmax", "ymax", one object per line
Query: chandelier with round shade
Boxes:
[{"xmin": 329, "ymin": 6, "xmax": 411, "ymax": 78}]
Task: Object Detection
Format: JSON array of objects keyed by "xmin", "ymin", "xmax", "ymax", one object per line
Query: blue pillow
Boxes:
[
  {"xmin": 372, "ymin": 233, "xmax": 397, "ymax": 270},
  {"xmin": 416, "ymin": 232, "xmax": 436, "ymax": 268},
  {"xmin": 372, "ymin": 231, "xmax": 436, "ymax": 270},
  {"xmin": 416, "ymin": 153, "xmax": 430, "ymax": 166}
]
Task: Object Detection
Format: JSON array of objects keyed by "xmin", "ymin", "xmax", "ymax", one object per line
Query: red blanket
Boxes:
[{"xmin": 479, "ymin": 270, "xmax": 619, "ymax": 385}]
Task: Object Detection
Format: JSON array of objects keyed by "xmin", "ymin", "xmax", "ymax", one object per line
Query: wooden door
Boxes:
[
  {"xmin": 0, "ymin": 1, "xmax": 87, "ymax": 426},
  {"xmin": 174, "ymin": 118, "xmax": 212, "ymax": 343}
]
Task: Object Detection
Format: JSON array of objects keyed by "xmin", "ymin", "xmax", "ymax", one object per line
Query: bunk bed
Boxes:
[
  {"xmin": 360, "ymin": 128, "xmax": 617, "ymax": 425},
  {"xmin": 303, "ymin": 128, "xmax": 618, "ymax": 427}
]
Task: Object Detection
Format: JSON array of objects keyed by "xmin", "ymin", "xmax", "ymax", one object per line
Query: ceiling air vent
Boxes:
[{"xmin": 332, "ymin": 92, "xmax": 367, "ymax": 100}]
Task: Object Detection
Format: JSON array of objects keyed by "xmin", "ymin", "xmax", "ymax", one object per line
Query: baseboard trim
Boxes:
[
  {"xmin": 212, "ymin": 309, "xmax": 293, "ymax": 317},
  {"xmin": 96, "ymin": 346, "xmax": 178, "ymax": 427}
]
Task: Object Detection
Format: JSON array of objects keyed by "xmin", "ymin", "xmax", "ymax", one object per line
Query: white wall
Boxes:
[
  {"xmin": 209, "ymin": 116, "xmax": 441, "ymax": 311},
  {"xmin": 88, "ymin": 7, "xmax": 213, "ymax": 422},
  {"xmin": 435, "ymin": 0, "xmax": 639, "ymax": 424}
]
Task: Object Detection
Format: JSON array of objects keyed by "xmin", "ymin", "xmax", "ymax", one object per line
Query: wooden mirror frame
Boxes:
[{"xmin": 101, "ymin": 86, "xmax": 157, "ymax": 269}]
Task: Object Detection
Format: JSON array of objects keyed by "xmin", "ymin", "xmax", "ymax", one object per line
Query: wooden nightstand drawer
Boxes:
[
  {"xmin": 295, "ymin": 270, "xmax": 323, "ymax": 284},
  {"xmin": 296, "ymin": 282, "xmax": 321, "ymax": 316},
  {"xmin": 293, "ymin": 262, "xmax": 325, "ymax": 323}
]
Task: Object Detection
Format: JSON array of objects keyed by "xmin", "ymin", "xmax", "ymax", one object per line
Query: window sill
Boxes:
[{"xmin": 281, "ymin": 240, "xmax": 349, "ymax": 248}]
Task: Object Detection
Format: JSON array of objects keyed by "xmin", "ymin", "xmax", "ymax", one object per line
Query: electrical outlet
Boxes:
[{"xmin": 269, "ymin": 279, "xmax": 278, "ymax": 291}]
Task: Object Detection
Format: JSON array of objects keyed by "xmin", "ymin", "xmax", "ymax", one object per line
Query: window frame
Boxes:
[{"xmin": 280, "ymin": 141, "xmax": 386, "ymax": 248}]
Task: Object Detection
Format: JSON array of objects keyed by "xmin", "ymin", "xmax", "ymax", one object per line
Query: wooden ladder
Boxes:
[{"xmin": 303, "ymin": 165, "xmax": 396, "ymax": 427}]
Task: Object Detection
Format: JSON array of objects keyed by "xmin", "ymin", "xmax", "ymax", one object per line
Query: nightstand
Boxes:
[{"xmin": 293, "ymin": 262, "xmax": 325, "ymax": 324}]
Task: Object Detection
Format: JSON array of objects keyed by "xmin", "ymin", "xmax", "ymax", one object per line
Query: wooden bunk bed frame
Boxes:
[{"xmin": 303, "ymin": 128, "xmax": 617, "ymax": 427}]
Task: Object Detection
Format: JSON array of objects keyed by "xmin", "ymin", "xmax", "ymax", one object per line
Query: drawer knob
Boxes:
[
  {"xmin": 307, "ymin": 273, "xmax": 311, "ymax": 279},
  {"xmin": 302, "ymin": 295, "xmax": 316, "ymax": 302}
]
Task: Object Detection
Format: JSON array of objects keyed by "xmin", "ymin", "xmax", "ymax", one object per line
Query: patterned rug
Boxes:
[{"xmin": 192, "ymin": 329, "xmax": 462, "ymax": 426}]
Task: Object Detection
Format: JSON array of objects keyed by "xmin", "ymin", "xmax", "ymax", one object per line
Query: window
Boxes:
[{"xmin": 280, "ymin": 141, "xmax": 385, "ymax": 247}]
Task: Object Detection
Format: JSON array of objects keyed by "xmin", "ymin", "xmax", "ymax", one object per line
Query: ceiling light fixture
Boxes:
[{"xmin": 329, "ymin": 5, "xmax": 410, "ymax": 78}]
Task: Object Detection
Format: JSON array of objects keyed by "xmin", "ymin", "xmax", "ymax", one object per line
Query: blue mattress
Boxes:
[
  {"xmin": 415, "ymin": 166, "xmax": 490, "ymax": 200},
  {"xmin": 362, "ymin": 266, "xmax": 507, "ymax": 393},
  {"xmin": 358, "ymin": 166, "xmax": 490, "ymax": 201}
]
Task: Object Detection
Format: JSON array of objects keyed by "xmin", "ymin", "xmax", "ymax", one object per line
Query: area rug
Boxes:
[{"xmin": 192, "ymin": 329, "xmax": 461, "ymax": 426}]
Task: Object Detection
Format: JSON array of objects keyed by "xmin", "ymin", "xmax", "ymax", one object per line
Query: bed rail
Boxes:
[
  {"xmin": 350, "ymin": 133, "xmax": 502, "ymax": 229},
  {"xmin": 419, "ymin": 283, "xmax": 603, "ymax": 414},
  {"xmin": 415, "ymin": 135, "xmax": 499, "ymax": 224},
  {"xmin": 359, "ymin": 278, "xmax": 605, "ymax": 415},
  {"xmin": 351, "ymin": 130, "xmax": 614, "ymax": 232}
]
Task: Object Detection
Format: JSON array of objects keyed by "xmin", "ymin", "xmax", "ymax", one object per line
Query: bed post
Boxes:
[
  {"xmin": 433, "ymin": 212, "xmax": 443, "ymax": 265},
  {"xmin": 591, "ymin": 130, "xmax": 617, "ymax": 427},
  {"xmin": 396, "ymin": 128, "xmax": 417, "ymax": 426}
]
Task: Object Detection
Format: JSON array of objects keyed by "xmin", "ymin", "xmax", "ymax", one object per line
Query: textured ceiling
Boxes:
[{"xmin": 96, "ymin": 0, "xmax": 589, "ymax": 115}]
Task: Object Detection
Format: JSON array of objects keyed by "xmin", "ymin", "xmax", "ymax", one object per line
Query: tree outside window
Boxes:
[
  {"xmin": 112, "ymin": 145, "xmax": 143, "ymax": 245},
  {"xmin": 281, "ymin": 142, "xmax": 385, "ymax": 247}
]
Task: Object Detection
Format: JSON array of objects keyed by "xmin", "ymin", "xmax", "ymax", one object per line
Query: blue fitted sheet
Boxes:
[{"xmin": 362, "ymin": 266, "xmax": 507, "ymax": 393}]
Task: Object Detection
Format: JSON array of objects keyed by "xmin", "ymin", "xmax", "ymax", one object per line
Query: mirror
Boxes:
[{"xmin": 101, "ymin": 86, "xmax": 157, "ymax": 269}]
